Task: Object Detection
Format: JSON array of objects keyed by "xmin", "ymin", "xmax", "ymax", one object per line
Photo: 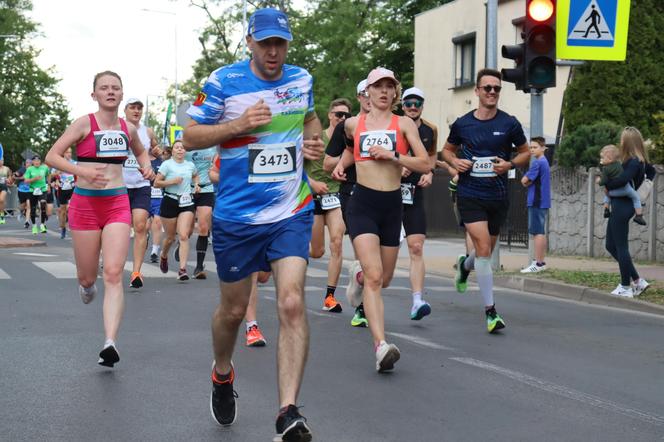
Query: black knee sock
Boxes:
[
  {"xmin": 196, "ymin": 235, "xmax": 208, "ymax": 268},
  {"xmin": 30, "ymin": 205, "xmax": 37, "ymax": 224},
  {"xmin": 326, "ymin": 285, "xmax": 336, "ymax": 299},
  {"xmin": 40, "ymin": 202, "xmax": 47, "ymax": 224}
]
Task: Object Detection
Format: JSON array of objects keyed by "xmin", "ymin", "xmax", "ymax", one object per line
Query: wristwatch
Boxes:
[
  {"xmin": 393, "ymin": 151, "xmax": 400, "ymax": 162},
  {"xmin": 509, "ymin": 160, "xmax": 516, "ymax": 170}
]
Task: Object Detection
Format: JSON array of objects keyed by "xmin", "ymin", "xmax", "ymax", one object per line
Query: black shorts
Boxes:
[
  {"xmin": 57, "ymin": 189, "xmax": 74, "ymax": 205},
  {"xmin": 29, "ymin": 193, "xmax": 47, "ymax": 205},
  {"xmin": 313, "ymin": 193, "xmax": 342, "ymax": 216},
  {"xmin": 0, "ymin": 183, "xmax": 7, "ymax": 193},
  {"xmin": 346, "ymin": 184, "xmax": 402, "ymax": 247},
  {"xmin": 159, "ymin": 196, "xmax": 196, "ymax": 219},
  {"xmin": 194, "ymin": 191, "xmax": 215, "ymax": 208},
  {"xmin": 127, "ymin": 186, "xmax": 151, "ymax": 212},
  {"xmin": 339, "ymin": 187, "xmax": 354, "ymax": 226},
  {"xmin": 18, "ymin": 191, "xmax": 30, "ymax": 204},
  {"xmin": 402, "ymin": 187, "xmax": 426, "ymax": 236},
  {"xmin": 456, "ymin": 196, "xmax": 508, "ymax": 236},
  {"xmin": 46, "ymin": 191, "xmax": 54, "ymax": 204}
]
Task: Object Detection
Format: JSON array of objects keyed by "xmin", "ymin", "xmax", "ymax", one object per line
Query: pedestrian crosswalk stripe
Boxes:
[
  {"xmin": 124, "ymin": 262, "xmax": 177, "ymax": 278},
  {"xmin": 0, "ymin": 268, "xmax": 10, "ymax": 279},
  {"xmin": 14, "ymin": 252, "xmax": 58, "ymax": 257},
  {"xmin": 306, "ymin": 267, "xmax": 328, "ymax": 278},
  {"xmin": 33, "ymin": 261, "xmax": 77, "ymax": 278}
]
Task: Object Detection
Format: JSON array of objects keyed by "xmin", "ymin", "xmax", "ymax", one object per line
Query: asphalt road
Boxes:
[{"xmin": 1, "ymin": 219, "xmax": 663, "ymax": 441}]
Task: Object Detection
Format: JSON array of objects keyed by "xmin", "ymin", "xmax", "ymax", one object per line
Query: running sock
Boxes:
[
  {"xmin": 326, "ymin": 286, "xmax": 336, "ymax": 298},
  {"xmin": 40, "ymin": 202, "xmax": 47, "ymax": 223},
  {"xmin": 537, "ymin": 262, "xmax": 546, "ymax": 266},
  {"xmin": 412, "ymin": 291, "xmax": 423, "ymax": 305},
  {"xmin": 196, "ymin": 235, "xmax": 209, "ymax": 268},
  {"xmin": 151, "ymin": 245, "xmax": 160, "ymax": 255},
  {"xmin": 246, "ymin": 320, "xmax": 257, "ymax": 332},
  {"xmin": 104, "ymin": 338, "xmax": 115, "ymax": 349},
  {"xmin": 213, "ymin": 368, "xmax": 233, "ymax": 384},
  {"xmin": 475, "ymin": 257, "xmax": 494, "ymax": 307},
  {"xmin": 463, "ymin": 252, "xmax": 476, "ymax": 272}
]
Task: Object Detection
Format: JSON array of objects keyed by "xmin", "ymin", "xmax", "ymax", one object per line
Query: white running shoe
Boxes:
[
  {"xmin": 375, "ymin": 341, "xmax": 400, "ymax": 373},
  {"xmin": 633, "ymin": 279, "xmax": 650, "ymax": 296},
  {"xmin": 345, "ymin": 260, "xmax": 364, "ymax": 308},
  {"xmin": 610, "ymin": 284, "xmax": 634, "ymax": 298},
  {"xmin": 520, "ymin": 261, "xmax": 546, "ymax": 273},
  {"xmin": 79, "ymin": 284, "xmax": 97, "ymax": 304}
]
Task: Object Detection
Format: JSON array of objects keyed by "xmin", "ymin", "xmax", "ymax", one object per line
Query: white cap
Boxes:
[
  {"xmin": 402, "ymin": 87, "xmax": 425, "ymax": 101},
  {"xmin": 125, "ymin": 97, "xmax": 144, "ymax": 107},
  {"xmin": 356, "ymin": 79, "xmax": 368, "ymax": 95}
]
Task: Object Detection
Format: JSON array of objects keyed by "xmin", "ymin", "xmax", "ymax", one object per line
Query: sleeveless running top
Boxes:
[
  {"xmin": 353, "ymin": 114, "xmax": 408, "ymax": 162},
  {"xmin": 76, "ymin": 114, "xmax": 131, "ymax": 164},
  {"xmin": 122, "ymin": 124, "xmax": 150, "ymax": 188}
]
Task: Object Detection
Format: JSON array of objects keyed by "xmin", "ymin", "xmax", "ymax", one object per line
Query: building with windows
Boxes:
[{"xmin": 414, "ymin": 0, "xmax": 571, "ymax": 146}]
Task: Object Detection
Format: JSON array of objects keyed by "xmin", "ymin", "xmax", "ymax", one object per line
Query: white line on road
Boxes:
[
  {"xmin": 14, "ymin": 252, "xmax": 57, "ymax": 257},
  {"xmin": 386, "ymin": 332, "xmax": 456, "ymax": 351},
  {"xmin": 0, "ymin": 268, "xmax": 10, "ymax": 279},
  {"xmin": 425, "ymin": 286, "xmax": 457, "ymax": 292},
  {"xmin": 124, "ymin": 262, "xmax": 177, "ymax": 278},
  {"xmin": 263, "ymin": 294, "xmax": 332, "ymax": 318},
  {"xmin": 33, "ymin": 261, "xmax": 77, "ymax": 278},
  {"xmin": 450, "ymin": 357, "xmax": 664, "ymax": 427},
  {"xmin": 306, "ymin": 267, "xmax": 328, "ymax": 278}
]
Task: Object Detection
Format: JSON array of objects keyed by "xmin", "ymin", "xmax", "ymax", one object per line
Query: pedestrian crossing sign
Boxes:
[
  {"xmin": 557, "ymin": 0, "xmax": 631, "ymax": 61},
  {"xmin": 170, "ymin": 126, "xmax": 184, "ymax": 145}
]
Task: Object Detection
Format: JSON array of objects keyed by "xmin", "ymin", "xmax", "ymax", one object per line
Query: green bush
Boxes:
[
  {"xmin": 649, "ymin": 112, "xmax": 664, "ymax": 165},
  {"xmin": 557, "ymin": 121, "xmax": 622, "ymax": 168}
]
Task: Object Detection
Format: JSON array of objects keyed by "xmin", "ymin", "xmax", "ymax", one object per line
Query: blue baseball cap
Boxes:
[{"xmin": 247, "ymin": 8, "xmax": 293, "ymax": 42}]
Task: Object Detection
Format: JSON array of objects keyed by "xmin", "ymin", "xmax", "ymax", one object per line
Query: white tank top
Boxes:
[{"xmin": 122, "ymin": 124, "xmax": 151, "ymax": 188}]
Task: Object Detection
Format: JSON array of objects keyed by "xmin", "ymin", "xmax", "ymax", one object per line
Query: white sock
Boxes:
[
  {"xmin": 246, "ymin": 320, "xmax": 257, "ymax": 331},
  {"xmin": 475, "ymin": 257, "xmax": 494, "ymax": 307},
  {"xmin": 151, "ymin": 245, "xmax": 160, "ymax": 255},
  {"xmin": 464, "ymin": 253, "xmax": 475, "ymax": 272},
  {"xmin": 104, "ymin": 338, "xmax": 115, "ymax": 349},
  {"xmin": 412, "ymin": 292, "xmax": 422, "ymax": 305}
]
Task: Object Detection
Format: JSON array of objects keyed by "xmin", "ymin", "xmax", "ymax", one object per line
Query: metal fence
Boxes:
[
  {"xmin": 423, "ymin": 170, "xmax": 529, "ymax": 246},
  {"xmin": 2, "ymin": 185, "xmax": 19, "ymax": 216}
]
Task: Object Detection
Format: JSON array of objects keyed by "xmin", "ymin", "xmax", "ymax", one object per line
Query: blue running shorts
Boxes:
[{"xmin": 212, "ymin": 210, "xmax": 313, "ymax": 283}]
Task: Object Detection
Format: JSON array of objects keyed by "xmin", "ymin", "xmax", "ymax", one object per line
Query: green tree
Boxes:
[
  {"xmin": 562, "ymin": 0, "xmax": 664, "ymax": 138},
  {"xmin": 649, "ymin": 112, "xmax": 664, "ymax": 165},
  {"xmin": 556, "ymin": 120, "xmax": 622, "ymax": 168},
  {"xmin": 182, "ymin": 0, "xmax": 451, "ymax": 124},
  {"xmin": 0, "ymin": 0, "xmax": 69, "ymax": 169}
]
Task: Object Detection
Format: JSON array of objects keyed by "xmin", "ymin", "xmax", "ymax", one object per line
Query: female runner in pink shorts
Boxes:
[{"xmin": 45, "ymin": 71, "xmax": 154, "ymax": 367}]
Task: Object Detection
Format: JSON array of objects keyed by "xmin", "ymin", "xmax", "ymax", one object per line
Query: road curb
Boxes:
[
  {"xmin": 0, "ymin": 237, "xmax": 47, "ymax": 248},
  {"xmin": 398, "ymin": 263, "xmax": 664, "ymax": 318}
]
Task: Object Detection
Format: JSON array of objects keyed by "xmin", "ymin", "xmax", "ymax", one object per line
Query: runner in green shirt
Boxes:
[
  {"xmin": 304, "ymin": 97, "xmax": 352, "ymax": 313},
  {"xmin": 23, "ymin": 155, "xmax": 50, "ymax": 233}
]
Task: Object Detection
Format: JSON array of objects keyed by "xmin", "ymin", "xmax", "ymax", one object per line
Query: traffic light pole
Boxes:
[{"xmin": 530, "ymin": 89, "xmax": 544, "ymax": 138}]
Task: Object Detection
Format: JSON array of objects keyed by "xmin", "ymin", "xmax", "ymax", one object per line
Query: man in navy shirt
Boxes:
[{"xmin": 442, "ymin": 68, "xmax": 530, "ymax": 333}]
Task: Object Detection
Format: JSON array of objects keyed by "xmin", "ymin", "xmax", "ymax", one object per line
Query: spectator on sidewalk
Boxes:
[
  {"xmin": 603, "ymin": 127, "xmax": 655, "ymax": 297},
  {"xmin": 597, "ymin": 144, "xmax": 646, "ymax": 225},
  {"xmin": 520, "ymin": 137, "xmax": 550, "ymax": 273}
]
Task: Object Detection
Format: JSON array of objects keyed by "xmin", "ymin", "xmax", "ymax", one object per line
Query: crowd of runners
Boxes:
[{"xmin": 0, "ymin": 6, "xmax": 653, "ymax": 442}]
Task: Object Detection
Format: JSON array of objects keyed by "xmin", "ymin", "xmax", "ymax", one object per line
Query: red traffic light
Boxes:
[{"xmin": 528, "ymin": 0, "xmax": 554, "ymax": 22}]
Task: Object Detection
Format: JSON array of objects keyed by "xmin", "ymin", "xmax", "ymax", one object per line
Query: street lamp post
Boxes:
[{"xmin": 140, "ymin": 9, "xmax": 178, "ymax": 106}]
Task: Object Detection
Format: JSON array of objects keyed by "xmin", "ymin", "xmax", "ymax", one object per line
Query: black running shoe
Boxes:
[
  {"xmin": 150, "ymin": 253, "xmax": 158, "ymax": 263},
  {"xmin": 275, "ymin": 405, "xmax": 312, "ymax": 442},
  {"xmin": 210, "ymin": 365, "xmax": 238, "ymax": 427},
  {"xmin": 98, "ymin": 345, "xmax": 120, "ymax": 367}
]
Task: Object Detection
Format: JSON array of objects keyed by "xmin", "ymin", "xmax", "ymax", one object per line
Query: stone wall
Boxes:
[{"xmin": 548, "ymin": 165, "xmax": 664, "ymax": 262}]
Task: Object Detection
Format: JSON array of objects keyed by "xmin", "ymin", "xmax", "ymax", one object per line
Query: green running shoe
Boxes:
[
  {"xmin": 0, "ymin": 217, "xmax": 5, "ymax": 225},
  {"xmin": 32, "ymin": 225, "xmax": 38, "ymax": 235},
  {"xmin": 455, "ymin": 254, "xmax": 469, "ymax": 293},
  {"xmin": 40, "ymin": 224, "xmax": 47, "ymax": 233},
  {"xmin": 486, "ymin": 307, "xmax": 506, "ymax": 333},
  {"xmin": 350, "ymin": 305, "xmax": 368, "ymax": 328}
]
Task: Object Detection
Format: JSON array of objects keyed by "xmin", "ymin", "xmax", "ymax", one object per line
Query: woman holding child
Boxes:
[{"xmin": 602, "ymin": 127, "xmax": 656, "ymax": 298}]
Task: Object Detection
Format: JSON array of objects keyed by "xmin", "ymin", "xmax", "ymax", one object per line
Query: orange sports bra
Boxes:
[{"xmin": 353, "ymin": 113, "xmax": 409, "ymax": 162}]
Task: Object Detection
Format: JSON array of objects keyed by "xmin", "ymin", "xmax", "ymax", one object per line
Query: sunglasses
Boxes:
[
  {"xmin": 333, "ymin": 111, "xmax": 352, "ymax": 119},
  {"xmin": 403, "ymin": 99, "xmax": 423, "ymax": 109},
  {"xmin": 480, "ymin": 85, "xmax": 502, "ymax": 93}
]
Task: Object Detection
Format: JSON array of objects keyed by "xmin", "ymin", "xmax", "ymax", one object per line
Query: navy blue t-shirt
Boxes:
[{"xmin": 447, "ymin": 109, "xmax": 526, "ymax": 200}]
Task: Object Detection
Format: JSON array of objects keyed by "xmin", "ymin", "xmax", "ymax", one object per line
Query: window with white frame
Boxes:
[{"xmin": 453, "ymin": 32, "xmax": 476, "ymax": 88}]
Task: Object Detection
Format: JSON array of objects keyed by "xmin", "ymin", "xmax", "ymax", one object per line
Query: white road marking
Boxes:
[
  {"xmin": 262, "ymin": 294, "xmax": 330, "ymax": 318},
  {"xmin": 384, "ymin": 285, "xmax": 410, "ymax": 291},
  {"xmin": 450, "ymin": 357, "xmax": 664, "ymax": 427},
  {"xmin": 33, "ymin": 261, "xmax": 77, "ymax": 278},
  {"xmin": 426, "ymin": 286, "xmax": 457, "ymax": 292},
  {"xmin": 14, "ymin": 252, "xmax": 57, "ymax": 257},
  {"xmin": 306, "ymin": 267, "xmax": 328, "ymax": 278},
  {"xmin": 386, "ymin": 332, "xmax": 456, "ymax": 351},
  {"xmin": 124, "ymin": 262, "xmax": 177, "ymax": 278},
  {"xmin": 0, "ymin": 268, "xmax": 10, "ymax": 279}
]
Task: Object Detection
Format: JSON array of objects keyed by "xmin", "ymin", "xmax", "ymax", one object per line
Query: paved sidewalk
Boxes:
[
  {"xmin": 341, "ymin": 236, "xmax": 664, "ymax": 316},
  {"xmin": 0, "ymin": 236, "xmax": 46, "ymax": 248}
]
